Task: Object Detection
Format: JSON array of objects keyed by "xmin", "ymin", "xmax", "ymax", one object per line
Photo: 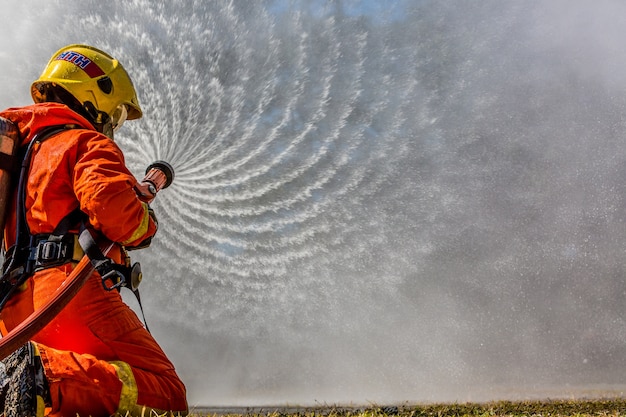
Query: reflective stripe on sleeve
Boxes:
[
  {"xmin": 110, "ymin": 360, "xmax": 139, "ymax": 413},
  {"xmin": 121, "ymin": 202, "xmax": 150, "ymax": 246},
  {"xmin": 110, "ymin": 360, "xmax": 184, "ymax": 417}
]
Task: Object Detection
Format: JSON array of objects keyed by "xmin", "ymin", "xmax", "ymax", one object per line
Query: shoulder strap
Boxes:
[
  {"xmin": 17, "ymin": 125, "xmax": 75, "ymax": 237},
  {"xmin": 0, "ymin": 125, "xmax": 75, "ymax": 312},
  {"xmin": 6, "ymin": 125, "xmax": 73, "ymax": 270},
  {"xmin": 15, "ymin": 126, "xmax": 75, "ymax": 275}
]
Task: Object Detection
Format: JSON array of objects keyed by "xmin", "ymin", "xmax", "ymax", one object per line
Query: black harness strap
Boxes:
[
  {"xmin": 25, "ymin": 207, "xmax": 86, "ymax": 273},
  {"xmin": 0, "ymin": 125, "xmax": 71, "ymax": 312}
]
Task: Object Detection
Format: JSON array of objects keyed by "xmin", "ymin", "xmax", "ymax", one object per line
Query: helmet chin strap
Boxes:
[{"xmin": 82, "ymin": 101, "xmax": 114, "ymax": 139}]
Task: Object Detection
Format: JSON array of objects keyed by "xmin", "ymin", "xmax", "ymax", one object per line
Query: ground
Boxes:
[{"xmin": 190, "ymin": 398, "xmax": 626, "ymax": 417}]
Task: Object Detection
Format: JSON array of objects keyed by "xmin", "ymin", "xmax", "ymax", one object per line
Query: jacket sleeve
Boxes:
[{"xmin": 71, "ymin": 131, "xmax": 158, "ymax": 247}]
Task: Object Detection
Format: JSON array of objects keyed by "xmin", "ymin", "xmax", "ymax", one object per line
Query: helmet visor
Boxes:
[{"xmin": 111, "ymin": 104, "xmax": 128, "ymax": 133}]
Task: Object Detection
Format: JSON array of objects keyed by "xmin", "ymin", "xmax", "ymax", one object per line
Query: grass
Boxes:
[{"xmin": 188, "ymin": 398, "xmax": 626, "ymax": 417}]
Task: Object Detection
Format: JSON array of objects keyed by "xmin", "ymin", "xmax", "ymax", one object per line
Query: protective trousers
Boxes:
[{"xmin": 0, "ymin": 264, "xmax": 188, "ymax": 417}]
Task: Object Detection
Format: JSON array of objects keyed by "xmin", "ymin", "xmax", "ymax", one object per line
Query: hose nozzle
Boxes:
[
  {"xmin": 144, "ymin": 160, "xmax": 174, "ymax": 190},
  {"xmin": 136, "ymin": 160, "xmax": 175, "ymax": 202}
]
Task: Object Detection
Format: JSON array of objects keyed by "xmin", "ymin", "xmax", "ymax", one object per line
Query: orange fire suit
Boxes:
[{"xmin": 0, "ymin": 102, "xmax": 188, "ymax": 416}]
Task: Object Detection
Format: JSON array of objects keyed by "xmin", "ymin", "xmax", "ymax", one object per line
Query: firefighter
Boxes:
[{"xmin": 0, "ymin": 45, "xmax": 188, "ymax": 416}]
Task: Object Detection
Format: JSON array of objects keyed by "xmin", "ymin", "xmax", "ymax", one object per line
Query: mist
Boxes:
[{"xmin": 2, "ymin": 0, "xmax": 626, "ymax": 407}]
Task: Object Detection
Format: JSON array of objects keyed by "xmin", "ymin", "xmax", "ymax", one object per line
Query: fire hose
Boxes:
[{"xmin": 0, "ymin": 161, "xmax": 174, "ymax": 360}]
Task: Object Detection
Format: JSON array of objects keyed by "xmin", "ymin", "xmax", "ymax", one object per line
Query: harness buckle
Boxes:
[
  {"xmin": 38, "ymin": 241, "xmax": 66, "ymax": 261},
  {"xmin": 31, "ymin": 237, "xmax": 74, "ymax": 271},
  {"xmin": 96, "ymin": 259, "xmax": 127, "ymax": 292}
]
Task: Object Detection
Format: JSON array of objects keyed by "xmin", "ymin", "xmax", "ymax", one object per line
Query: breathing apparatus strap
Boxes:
[{"xmin": 0, "ymin": 125, "xmax": 74, "ymax": 312}]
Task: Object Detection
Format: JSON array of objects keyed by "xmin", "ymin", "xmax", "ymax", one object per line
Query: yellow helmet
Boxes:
[{"xmin": 31, "ymin": 44, "xmax": 142, "ymax": 124}]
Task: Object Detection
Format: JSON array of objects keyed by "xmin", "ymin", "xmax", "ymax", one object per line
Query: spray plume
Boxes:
[{"xmin": 2, "ymin": 0, "xmax": 626, "ymax": 406}]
